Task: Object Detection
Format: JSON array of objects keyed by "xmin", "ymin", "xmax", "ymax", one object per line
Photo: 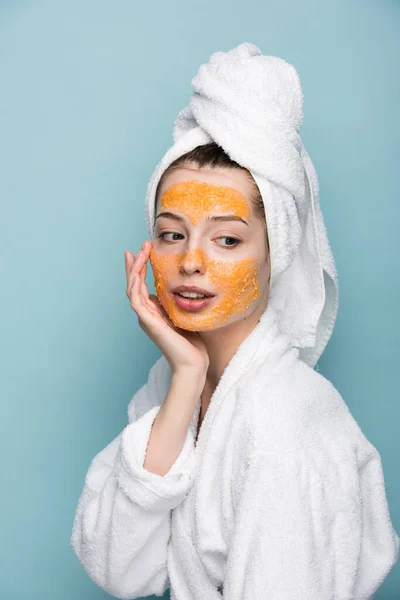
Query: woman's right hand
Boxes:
[{"xmin": 125, "ymin": 240, "xmax": 210, "ymax": 376}]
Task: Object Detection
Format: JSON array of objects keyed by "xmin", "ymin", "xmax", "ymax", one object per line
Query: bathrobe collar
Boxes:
[{"xmin": 190, "ymin": 302, "xmax": 296, "ymax": 459}]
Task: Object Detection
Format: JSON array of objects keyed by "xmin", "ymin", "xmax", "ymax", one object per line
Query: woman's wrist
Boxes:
[{"xmin": 171, "ymin": 364, "xmax": 207, "ymax": 390}]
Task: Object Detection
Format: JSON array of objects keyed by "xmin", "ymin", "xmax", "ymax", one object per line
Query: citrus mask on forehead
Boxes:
[{"xmin": 149, "ymin": 180, "xmax": 261, "ymax": 331}]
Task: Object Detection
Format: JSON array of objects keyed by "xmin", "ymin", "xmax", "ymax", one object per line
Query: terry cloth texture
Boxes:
[{"xmin": 71, "ymin": 303, "xmax": 400, "ymax": 599}]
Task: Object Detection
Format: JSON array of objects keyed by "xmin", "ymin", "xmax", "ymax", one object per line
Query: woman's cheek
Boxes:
[
  {"xmin": 207, "ymin": 258, "xmax": 261, "ymax": 325},
  {"xmin": 149, "ymin": 248, "xmax": 261, "ymax": 330},
  {"xmin": 149, "ymin": 248, "xmax": 179, "ymax": 307}
]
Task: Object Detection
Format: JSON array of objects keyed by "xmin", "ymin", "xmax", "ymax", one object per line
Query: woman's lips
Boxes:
[{"xmin": 172, "ymin": 293, "xmax": 215, "ymax": 312}]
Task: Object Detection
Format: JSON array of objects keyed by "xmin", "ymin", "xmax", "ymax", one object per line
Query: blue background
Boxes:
[{"xmin": 1, "ymin": 1, "xmax": 399, "ymax": 598}]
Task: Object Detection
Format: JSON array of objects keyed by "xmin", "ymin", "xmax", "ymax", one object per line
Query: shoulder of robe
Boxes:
[
  {"xmin": 127, "ymin": 355, "xmax": 172, "ymax": 423},
  {"xmin": 242, "ymin": 357, "xmax": 376, "ymax": 464}
]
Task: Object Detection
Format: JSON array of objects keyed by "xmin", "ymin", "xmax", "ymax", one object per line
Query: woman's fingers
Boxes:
[
  {"xmin": 130, "ymin": 270, "xmax": 146, "ymax": 311},
  {"xmin": 124, "ymin": 251, "xmax": 135, "ymax": 287},
  {"xmin": 127, "ymin": 250, "xmax": 145, "ymax": 295},
  {"xmin": 126, "ymin": 241, "xmax": 153, "ymax": 305},
  {"xmin": 139, "ymin": 244, "xmax": 151, "ymax": 302},
  {"xmin": 127, "ymin": 243, "xmax": 151, "ymax": 293},
  {"xmin": 140, "ymin": 250, "xmax": 148, "ymax": 284},
  {"xmin": 125, "ymin": 252, "xmax": 135, "ymax": 296},
  {"xmin": 140, "ymin": 264, "xmax": 150, "ymax": 303},
  {"xmin": 130, "ymin": 270, "xmax": 161, "ymax": 330}
]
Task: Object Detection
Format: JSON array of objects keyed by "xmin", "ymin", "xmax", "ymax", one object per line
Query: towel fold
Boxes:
[{"xmin": 145, "ymin": 42, "xmax": 339, "ymax": 368}]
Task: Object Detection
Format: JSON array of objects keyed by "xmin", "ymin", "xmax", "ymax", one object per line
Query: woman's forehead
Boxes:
[
  {"xmin": 158, "ymin": 180, "xmax": 251, "ymax": 227},
  {"xmin": 159, "ymin": 165, "xmax": 252, "ymax": 197},
  {"xmin": 156, "ymin": 167, "xmax": 255, "ymax": 218}
]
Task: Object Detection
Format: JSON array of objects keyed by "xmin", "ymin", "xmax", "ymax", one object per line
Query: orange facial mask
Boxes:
[{"xmin": 149, "ymin": 180, "xmax": 261, "ymax": 330}]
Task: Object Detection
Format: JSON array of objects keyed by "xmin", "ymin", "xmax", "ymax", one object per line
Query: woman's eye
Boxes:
[
  {"xmin": 158, "ymin": 232, "xmax": 184, "ymax": 242},
  {"xmin": 157, "ymin": 232, "xmax": 240, "ymax": 249},
  {"xmin": 215, "ymin": 236, "xmax": 241, "ymax": 248}
]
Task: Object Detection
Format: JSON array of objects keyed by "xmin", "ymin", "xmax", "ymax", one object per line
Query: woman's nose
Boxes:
[{"xmin": 178, "ymin": 247, "xmax": 207, "ymax": 275}]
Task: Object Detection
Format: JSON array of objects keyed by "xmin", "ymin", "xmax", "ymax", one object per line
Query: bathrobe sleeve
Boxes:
[
  {"xmin": 223, "ymin": 440, "xmax": 400, "ymax": 600},
  {"xmin": 70, "ymin": 357, "xmax": 197, "ymax": 599}
]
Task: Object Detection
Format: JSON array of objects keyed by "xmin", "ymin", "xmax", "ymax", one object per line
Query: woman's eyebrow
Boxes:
[
  {"xmin": 155, "ymin": 211, "xmax": 249, "ymax": 226},
  {"xmin": 205, "ymin": 214, "xmax": 249, "ymax": 226},
  {"xmin": 155, "ymin": 211, "xmax": 185, "ymax": 222}
]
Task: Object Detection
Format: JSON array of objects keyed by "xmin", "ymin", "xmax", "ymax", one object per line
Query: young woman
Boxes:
[
  {"xmin": 128, "ymin": 147, "xmax": 272, "ymax": 453},
  {"xmin": 70, "ymin": 44, "xmax": 399, "ymax": 599}
]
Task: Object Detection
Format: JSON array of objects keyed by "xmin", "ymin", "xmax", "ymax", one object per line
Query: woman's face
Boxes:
[{"xmin": 149, "ymin": 164, "xmax": 270, "ymax": 332}]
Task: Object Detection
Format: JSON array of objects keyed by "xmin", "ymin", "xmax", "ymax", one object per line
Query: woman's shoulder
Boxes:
[{"xmin": 245, "ymin": 356, "xmax": 377, "ymax": 466}]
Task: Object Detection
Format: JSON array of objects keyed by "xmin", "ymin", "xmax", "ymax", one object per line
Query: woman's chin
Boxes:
[
  {"xmin": 168, "ymin": 311, "xmax": 232, "ymax": 333},
  {"xmin": 169, "ymin": 316, "xmax": 215, "ymax": 333},
  {"xmin": 158, "ymin": 294, "xmax": 245, "ymax": 332}
]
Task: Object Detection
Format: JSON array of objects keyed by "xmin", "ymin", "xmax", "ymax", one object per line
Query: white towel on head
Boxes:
[{"xmin": 145, "ymin": 42, "xmax": 339, "ymax": 369}]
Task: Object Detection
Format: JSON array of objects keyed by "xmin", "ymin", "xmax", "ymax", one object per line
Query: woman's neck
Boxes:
[{"xmin": 199, "ymin": 294, "xmax": 268, "ymax": 388}]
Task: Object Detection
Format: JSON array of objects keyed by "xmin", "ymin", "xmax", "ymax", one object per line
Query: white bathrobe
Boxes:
[{"xmin": 70, "ymin": 304, "xmax": 399, "ymax": 599}]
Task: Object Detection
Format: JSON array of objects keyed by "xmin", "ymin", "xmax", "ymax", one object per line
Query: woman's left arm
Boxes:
[{"xmin": 223, "ymin": 441, "xmax": 399, "ymax": 599}]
